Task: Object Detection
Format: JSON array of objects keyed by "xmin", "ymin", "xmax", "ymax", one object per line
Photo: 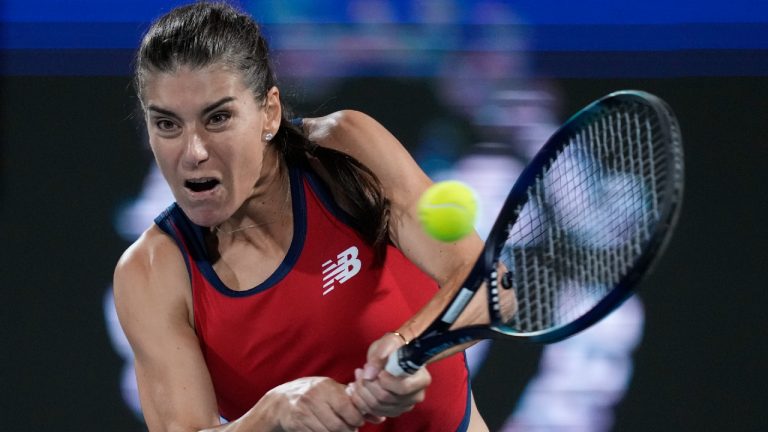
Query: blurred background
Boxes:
[{"xmin": 1, "ymin": 1, "xmax": 767, "ymax": 430}]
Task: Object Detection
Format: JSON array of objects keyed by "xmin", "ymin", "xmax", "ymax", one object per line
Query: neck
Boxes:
[{"xmin": 215, "ymin": 151, "xmax": 292, "ymax": 236}]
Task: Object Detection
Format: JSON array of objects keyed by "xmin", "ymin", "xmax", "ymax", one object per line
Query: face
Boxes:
[{"xmin": 142, "ymin": 65, "xmax": 281, "ymax": 227}]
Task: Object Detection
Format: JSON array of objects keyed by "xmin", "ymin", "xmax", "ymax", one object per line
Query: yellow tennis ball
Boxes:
[{"xmin": 418, "ymin": 181, "xmax": 478, "ymax": 242}]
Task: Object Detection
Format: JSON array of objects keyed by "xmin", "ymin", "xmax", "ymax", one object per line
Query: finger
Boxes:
[
  {"xmin": 364, "ymin": 333, "xmax": 405, "ymax": 376},
  {"xmin": 350, "ymin": 378, "xmax": 391, "ymax": 416},
  {"xmin": 348, "ymin": 371, "xmax": 377, "ymax": 413},
  {"xmin": 345, "ymin": 383, "xmax": 386, "ymax": 425},
  {"xmin": 362, "ymin": 363, "xmax": 379, "ymax": 381},
  {"xmin": 377, "ymin": 368, "xmax": 431, "ymax": 398},
  {"xmin": 363, "ymin": 413, "xmax": 386, "ymax": 424},
  {"xmin": 286, "ymin": 411, "xmax": 328, "ymax": 432},
  {"xmin": 300, "ymin": 379, "xmax": 360, "ymax": 432},
  {"xmin": 361, "ymin": 369, "xmax": 429, "ymax": 416},
  {"xmin": 329, "ymin": 389, "xmax": 366, "ymax": 429},
  {"xmin": 357, "ymin": 376, "xmax": 400, "ymax": 405},
  {"xmin": 353, "ymin": 379, "xmax": 415, "ymax": 418},
  {"xmin": 348, "ymin": 382, "xmax": 388, "ymax": 421},
  {"xmin": 308, "ymin": 401, "xmax": 357, "ymax": 432}
]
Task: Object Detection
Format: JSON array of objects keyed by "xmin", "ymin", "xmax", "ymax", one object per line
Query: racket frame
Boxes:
[{"xmin": 387, "ymin": 90, "xmax": 684, "ymax": 375}]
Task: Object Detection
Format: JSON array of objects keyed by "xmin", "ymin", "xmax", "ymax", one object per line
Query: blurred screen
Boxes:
[
  {"xmin": 3, "ymin": 0, "xmax": 768, "ymax": 76},
  {"xmin": 2, "ymin": 1, "xmax": 766, "ymax": 431}
]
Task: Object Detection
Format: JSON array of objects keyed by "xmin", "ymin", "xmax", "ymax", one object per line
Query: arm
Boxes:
[
  {"xmin": 114, "ymin": 227, "xmax": 366, "ymax": 432},
  {"xmin": 304, "ymin": 111, "xmax": 489, "ymax": 341},
  {"xmin": 304, "ymin": 111, "xmax": 496, "ymax": 420},
  {"xmin": 114, "ymin": 228, "xmax": 224, "ymax": 431}
]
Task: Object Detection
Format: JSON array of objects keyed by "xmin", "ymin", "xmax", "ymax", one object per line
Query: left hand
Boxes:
[{"xmin": 346, "ymin": 332, "xmax": 432, "ymax": 420}]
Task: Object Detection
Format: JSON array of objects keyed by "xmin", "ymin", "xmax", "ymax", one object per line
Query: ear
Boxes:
[{"xmin": 263, "ymin": 86, "xmax": 282, "ymax": 133}]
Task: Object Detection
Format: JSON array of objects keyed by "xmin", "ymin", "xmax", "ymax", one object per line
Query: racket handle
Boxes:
[
  {"xmin": 385, "ymin": 349, "xmax": 409, "ymax": 376},
  {"xmin": 385, "ymin": 346, "xmax": 422, "ymax": 376}
]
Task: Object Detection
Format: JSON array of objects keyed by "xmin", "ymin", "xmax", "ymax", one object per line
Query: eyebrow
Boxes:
[{"xmin": 147, "ymin": 96, "xmax": 236, "ymax": 119}]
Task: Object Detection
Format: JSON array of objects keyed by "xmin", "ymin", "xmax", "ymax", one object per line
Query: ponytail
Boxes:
[{"xmin": 276, "ymin": 117, "xmax": 390, "ymax": 262}]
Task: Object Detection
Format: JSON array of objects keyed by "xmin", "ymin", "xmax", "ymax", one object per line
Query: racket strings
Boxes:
[{"xmin": 503, "ymin": 104, "xmax": 670, "ymax": 333}]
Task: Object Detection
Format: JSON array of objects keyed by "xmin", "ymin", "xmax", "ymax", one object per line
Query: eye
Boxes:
[
  {"xmin": 155, "ymin": 119, "xmax": 178, "ymax": 132},
  {"xmin": 207, "ymin": 112, "xmax": 231, "ymax": 129}
]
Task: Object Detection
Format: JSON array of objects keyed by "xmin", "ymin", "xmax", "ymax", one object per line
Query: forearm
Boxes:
[
  {"xmin": 393, "ymin": 279, "xmax": 488, "ymax": 363},
  {"xmin": 395, "ymin": 262, "xmax": 516, "ymax": 365},
  {"xmin": 198, "ymin": 402, "xmax": 276, "ymax": 432}
]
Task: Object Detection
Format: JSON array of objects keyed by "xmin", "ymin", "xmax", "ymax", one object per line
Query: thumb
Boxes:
[{"xmin": 363, "ymin": 332, "xmax": 406, "ymax": 380}]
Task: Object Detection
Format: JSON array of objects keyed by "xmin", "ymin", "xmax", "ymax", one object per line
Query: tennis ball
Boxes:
[{"xmin": 418, "ymin": 181, "xmax": 478, "ymax": 242}]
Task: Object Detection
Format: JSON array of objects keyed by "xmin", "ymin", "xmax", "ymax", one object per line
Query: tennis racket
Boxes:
[{"xmin": 386, "ymin": 90, "xmax": 684, "ymax": 376}]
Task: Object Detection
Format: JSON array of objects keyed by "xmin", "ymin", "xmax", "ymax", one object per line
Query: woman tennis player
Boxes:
[{"xmin": 113, "ymin": 2, "xmax": 492, "ymax": 431}]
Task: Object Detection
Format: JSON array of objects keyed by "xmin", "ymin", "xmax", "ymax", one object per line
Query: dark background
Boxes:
[
  {"xmin": 2, "ymin": 1, "xmax": 768, "ymax": 430},
  {"xmin": 2, "ymin": 74, "xmax": 766, "ymax": 431}
]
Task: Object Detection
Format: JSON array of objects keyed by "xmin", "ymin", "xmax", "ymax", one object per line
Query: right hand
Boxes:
[
  {"xmin": 263, "ymin": 376, "xmax": 367, "ymax": 432},
  {"xmin": 347, "ymin": 333, "xmax": 432, "ymax": 418}
]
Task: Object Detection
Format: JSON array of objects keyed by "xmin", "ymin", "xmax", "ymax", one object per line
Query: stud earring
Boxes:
[{"xmin": 264, "ymin": 132, "xmax": 274, "ymax": 142}]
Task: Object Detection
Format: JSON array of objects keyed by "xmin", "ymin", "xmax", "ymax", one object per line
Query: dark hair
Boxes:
[{"xmin": 135, "ymin": 1, "xmax": 389, "ymax": 256}]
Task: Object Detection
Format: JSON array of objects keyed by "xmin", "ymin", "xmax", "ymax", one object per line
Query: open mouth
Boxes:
[{"xmin": 185, "ymin": 178, "xmax": 220, "ymax": 193}]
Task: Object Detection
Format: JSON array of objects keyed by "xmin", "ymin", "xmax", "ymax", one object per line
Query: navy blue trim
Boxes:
[
  {"xmin": 455, "ymin": 352, "xmax": 473, "ymax": 432},
  {"xmin": 154, "ymin": 204, "xmax": 176, "ymax": 236},
  {"xmin": 154, "ymin": 165, "xmax": 307, "ymax": 297},
  {"xmin": 204, "ymin": 165, "xmax": 307, "ymax": 297},
  {"xmin": 154, "ymin": 204, "xmax": 195, "ymax": 278},
  {"xmin": 155, "ymin": 205, "xmax": 212, "ymax": 265}
]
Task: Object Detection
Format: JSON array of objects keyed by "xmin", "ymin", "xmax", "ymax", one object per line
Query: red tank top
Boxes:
[{"xmin": 155, "ymin": 165, "xmax": 470, "ymax": 431}]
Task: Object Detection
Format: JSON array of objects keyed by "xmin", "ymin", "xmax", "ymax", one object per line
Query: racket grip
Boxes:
[
  {"xmin": 385, "ymin": 349, "xmax": 409, "ymax": 376},
  {"xmin": 385, "ymin": 346, "xmax": 423, "ymax": 376}
]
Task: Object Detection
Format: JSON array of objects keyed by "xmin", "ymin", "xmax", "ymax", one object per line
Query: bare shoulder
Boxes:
[
  {"xmin": 304, "ymin": 110, "xmax": 404, "ymax": 158},
  {"xmin": 114, "ymin": 225, "xmax": 186, "ymax": 292},
  {"xmin": 113, "ymin": 225, "xmax": 193, "ymax": 346},
  {"xmin": 303, "ymin": 110, "xmax": 430, "ymax": 209}
]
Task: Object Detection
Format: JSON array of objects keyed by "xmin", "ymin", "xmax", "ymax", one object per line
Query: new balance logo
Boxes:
[{"xmin": 321, "ymin": 246, "xmax": 362, "ymax": 296}]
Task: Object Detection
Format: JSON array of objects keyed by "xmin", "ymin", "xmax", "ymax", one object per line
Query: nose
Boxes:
[{"xmin": 182, "ymin": 130, "xmax": 209, "ymax": 168}]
